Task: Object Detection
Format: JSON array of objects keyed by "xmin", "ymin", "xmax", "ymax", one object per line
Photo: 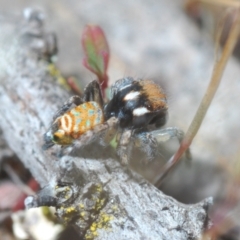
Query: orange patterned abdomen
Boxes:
[{"xmin": 58, "ymin": 101, "xmax": 104, "ymax": 139}]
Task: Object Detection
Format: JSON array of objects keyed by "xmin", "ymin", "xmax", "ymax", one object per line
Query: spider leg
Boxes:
[
  {"xmin": 133, "ymin": 130, "xmax": 159, "ymax": 163},
  {"xmin": 153, "ymin": 127, "xmax": 191, "ymax": 160},
  {"xmin": 52, "ymin": 95, "xmax": 83, "ymax": 121},
  {"xmin": 98, "ymin": 117, "xmax": 118, "ymax": 147},
  {"xmin": 116, "ymin": 129, "xmax": 134, "ymax": 166},
  {"xmin": 115, "ymin": 129, "xmax": 147, "ymax": 183},
  {"xmin": 83, "ymin": 80, "xmax": 104, "ymax": 109},
  {"xmin": 134, "ymin": 127, "xmax": 191, "ymax": 162},
  {"xmin": 52, "ymin": 80, "xmax": 103, "ymax": 121}
]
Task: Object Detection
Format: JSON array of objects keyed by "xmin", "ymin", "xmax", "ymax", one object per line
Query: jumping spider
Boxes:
[{"xmin": 43, "ymin": 77, "xmax": 190, "ymax": 166}]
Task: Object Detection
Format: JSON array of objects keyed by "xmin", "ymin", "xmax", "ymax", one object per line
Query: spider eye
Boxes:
[{"xmin": 110, "ymin": 112, "xmax": 115, "ymax": 117}]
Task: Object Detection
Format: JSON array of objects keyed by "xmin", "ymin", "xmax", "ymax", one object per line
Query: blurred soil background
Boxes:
[{"xmin": 0, "ymin": 0, "xmax": 240, "ymax": 239}]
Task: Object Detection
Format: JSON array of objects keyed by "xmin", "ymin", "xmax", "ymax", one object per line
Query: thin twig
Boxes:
[
  {"xmin": 197, "ymin": 0, "xmax": 240, "ymax": 8},
  {"xmin": 214, "ymin": 8, "xmax": 233, "ymax": 62},
  {"xmin": 155, "ymin": 8, "xmax": 240, "ymax": 186}
]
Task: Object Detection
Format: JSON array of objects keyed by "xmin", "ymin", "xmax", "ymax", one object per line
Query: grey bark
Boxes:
[
  {"xmin": 0, "ymin": 129, "xmax": 14, "ymax": 161},
  {"xmin": 0, "ymin": 10, "xmax": 212, "ymax": 240}
]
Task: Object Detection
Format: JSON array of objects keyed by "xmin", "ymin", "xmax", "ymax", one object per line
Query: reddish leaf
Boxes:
[{"xmin": 81, "ymin": 25, "xmax": 109, "ymax": 94}]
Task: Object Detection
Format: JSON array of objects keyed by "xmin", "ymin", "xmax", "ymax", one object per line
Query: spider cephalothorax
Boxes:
[
  {"xmin": 105, "ymin": 77, "xmax": 168, "ymax": 129},
  {"xmin": 43, "ymin": 77, "xmax": 190, "ymax": 166}
]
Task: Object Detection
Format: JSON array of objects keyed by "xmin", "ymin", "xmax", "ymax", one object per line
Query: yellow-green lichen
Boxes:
[
  {"xmin": 48, "ymin": 63, "xmax": 70, "ymax": 91},
  {"xmin": 80, "ymin": 211, "xmax": 86, "ymax": 217},
  {"xmin": 84, "ymin": 212, "xmax": 114, "ymax": 240},
  {"xmin": 111, "ymin": 205, "xmax": 119, "ymax": 211},
  {"xmin": 94, "ymin": 184, "xmax": 103, "ymax": 193},
  {"xmin": 94, "ymin": 198, "xmax": 105, "ymax": 211},
  {"xmin": 65, "ymin": 206, "xmax": 77, "ymax": 214},
  {"xmin": 79, "ymin": 203, "xmax": 84, "ymax": 209},
  {"xmin": 61, "ymin": 206, "xmax": 78, "ymax": 223},
  {"xmin": 41, "ymin": 206, "xmax": 58, "ymax": 223},
  {"xmin": 56, "ymin": 183, "xmax": 114, "ymax": 238}
]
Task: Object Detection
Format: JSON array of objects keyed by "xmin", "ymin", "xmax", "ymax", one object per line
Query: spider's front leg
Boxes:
[
  {"xmin": 133, "ymin": 130, "xmax": 159, "ymax": 163},
  {"xmin": 52, "ymin": 95, "xmax": 83, "ymax": 120},
  {"xmin": 83, "ymin": 80, "xmax": 104, "ymax": 108},
  {"xmin": 116, "ymin": 129, "xmax": 148, "ymax": 183},
  {"xmin": 133, "ymin": 127, "xmax": 191, "ymax": 164},
  {"xmin": 52, "ymin": 79, "xmax": 103, "ymax": 121},
  {"xmin": 116, "ymin": 129, "xmax": 134, "ymax": 166}
]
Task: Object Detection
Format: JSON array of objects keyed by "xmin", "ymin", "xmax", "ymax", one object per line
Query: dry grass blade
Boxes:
[
  {"xmin": 214, "ymin": 8, "xmax": 233, "ymax": 62},
  {"xmin": 196, "ymin": 0, "xmax": 240, "ymax": 8},
  {"xmin": 154, "ymin": 8, "xmax": 240, "ymax": 186}
]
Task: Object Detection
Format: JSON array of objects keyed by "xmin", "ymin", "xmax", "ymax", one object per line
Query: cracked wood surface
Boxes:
[{"xmin": 0, "ymin": 11, "xmax": 212, "ymax": 240}]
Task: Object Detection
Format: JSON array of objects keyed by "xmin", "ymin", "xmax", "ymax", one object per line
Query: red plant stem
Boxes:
[{"xmin": 154, "ymin": 8, "xmax": 240, "ymax": 186}]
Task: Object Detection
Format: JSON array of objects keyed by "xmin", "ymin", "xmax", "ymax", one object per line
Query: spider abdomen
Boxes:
[
  {"xmin": 58, "ymin": 102, "xmax": 104, "ymax": 139},
  {"xmin": 45, "ymin": 101, "xmax": 105, "ymax": 146}
]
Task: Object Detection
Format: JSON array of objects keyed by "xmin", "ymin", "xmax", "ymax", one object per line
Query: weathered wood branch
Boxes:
[{"xmin": 0, "ymin": 11, "xmax": 212, "ymax": 239}]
